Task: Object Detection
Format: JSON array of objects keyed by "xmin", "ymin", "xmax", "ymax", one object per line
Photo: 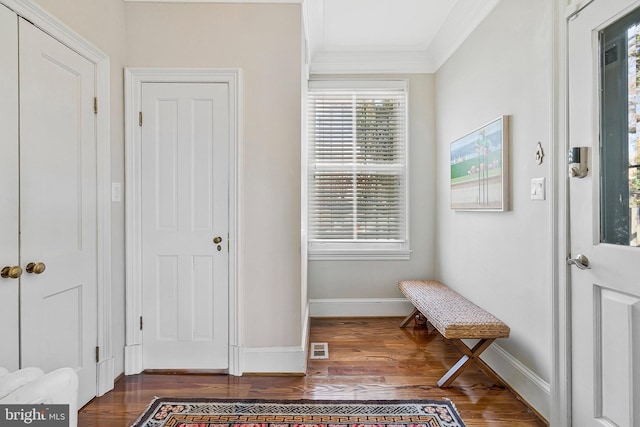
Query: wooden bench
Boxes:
[{"xmin": 398, "ymin": 280, "xmax": 510, "ymax": 387}]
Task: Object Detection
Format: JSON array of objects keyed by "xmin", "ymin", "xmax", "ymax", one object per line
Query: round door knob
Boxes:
[
  {"xmin": 213, "ymin": 236, "xmax": 222, "ymax": 244},
  {"xmin": 26, "ymin": 262, "xmax": 46, "ymax": 275},
  {"xmin": 1, "ymin": 265, "xmax": 23, "ymax": 279}
]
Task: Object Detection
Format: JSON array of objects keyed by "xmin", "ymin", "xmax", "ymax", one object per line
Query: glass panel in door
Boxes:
[{"xmin": 600, "ymin": 9, "xmax": 640, "ymax": 246}]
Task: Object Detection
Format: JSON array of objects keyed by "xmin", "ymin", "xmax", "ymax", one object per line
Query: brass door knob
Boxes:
[
  {"xmin": 26, "ymin": 262, "xmax": 46, "ymax": 275},
  {"xmin": 1, "ymin": 265, "xmax": 22, "ymax": 279},
  {"xmin": 213, "ymin": 236, "xmax": 222, "ymax": 244}
]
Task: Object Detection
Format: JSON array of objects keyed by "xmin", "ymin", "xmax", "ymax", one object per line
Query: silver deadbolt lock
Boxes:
[{"xmin": 569, "ymin": 147, "xmax": 589, "ymax": 178}]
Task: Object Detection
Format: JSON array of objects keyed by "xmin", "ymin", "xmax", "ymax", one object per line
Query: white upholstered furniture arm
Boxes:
[
  {"xmin": 0, "ymin": 367, "xmax": 45, "ymax": 399},
  {"xmin": 0, "ymin": 368, "xmax": 78, "ymax": 427}
]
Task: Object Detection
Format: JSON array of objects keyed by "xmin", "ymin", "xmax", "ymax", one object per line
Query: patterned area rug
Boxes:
[{"xmin": 131, "ymin": 398, "xmax": 466, "ymax": 427}]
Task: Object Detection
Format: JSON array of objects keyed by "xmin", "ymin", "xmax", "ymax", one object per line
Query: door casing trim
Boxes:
[
  {"xmin": 124, "ymin": 68, "xmax": 242, "ymax": 375},
  {"xmin": 552, "ymin": 1, "xmax": 571, "ymax": 425}
]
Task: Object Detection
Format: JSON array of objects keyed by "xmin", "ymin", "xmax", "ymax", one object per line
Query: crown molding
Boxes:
[
  {"xmin": 310, "ymin": 50, "xmax": 434, "ymax": 75},
  {"xmin": 428, "ymin": 0, "xmax": 500, "ymax": 71},
  {"xmin": 306, "ymin": 0, "xmax": 500, "ymax": 75},
  {"xmin": 303, "ymin": 0, "xmax": 323, "ymax": 61}
]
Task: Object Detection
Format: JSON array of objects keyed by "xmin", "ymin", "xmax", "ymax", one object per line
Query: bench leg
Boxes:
[
  {"xmin": 437, "ymin": 338, "xmax": 504, "ymax": 387},
  {"xmin": 399, "ymin": 307, "xmax": 419, "ymax": 328}
]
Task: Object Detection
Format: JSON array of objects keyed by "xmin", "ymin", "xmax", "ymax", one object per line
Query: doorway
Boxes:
[
  {"xmin": 567, "ymin": 0, "xmax": 640, "ymax": 424},
  {"xmin": 124, "ymin": 69, "xmax": 241, "ymax": 375}
]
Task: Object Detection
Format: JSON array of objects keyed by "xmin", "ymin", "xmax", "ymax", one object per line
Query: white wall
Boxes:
[
  {"xmin": 308, "ymin": 74, "xmax": 436, "ymax": 312},
  {"xmin": 434, "ymin": 0, "xmax": 552, "ymax": 418}
]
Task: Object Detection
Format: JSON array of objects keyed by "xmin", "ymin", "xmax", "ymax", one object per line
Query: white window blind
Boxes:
[{"xmin": 307, "ymin": 81, "xmax": 408, "ymax": 259}]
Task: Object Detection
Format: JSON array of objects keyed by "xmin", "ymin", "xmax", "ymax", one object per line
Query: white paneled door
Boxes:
[
  {"xmin": 0, "ymin": 11, "xmax": 98, "ymax": 406},
  {"xmin": 141, "ymin": 82, "xmax": 229, "ymax": 370},
  {"xmin": 568, "ymin": 0, "xmax": 640, "ymax": 424},
  {"xmin": 18, "ymin": 19, "xmax": 98, "ymax": 406},
  {"xmin": 0, "ymin": 4, "xmax": 19, "ymax": 372}
]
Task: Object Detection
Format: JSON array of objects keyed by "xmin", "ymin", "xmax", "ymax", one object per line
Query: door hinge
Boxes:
[
  {"xmin": 140, "ymin": 316, "xmax": 143, "ymax": 330},
  {"xmin": 139, "ymin": 111, "xmax": 143, "ymax": 127},
  {"xmin": 93, "ymin": 97, "xmax": 98, "ymax": 114},
  {"xmin": 95, "ymin": 346, "xmax": 100, "ymax": 363}
]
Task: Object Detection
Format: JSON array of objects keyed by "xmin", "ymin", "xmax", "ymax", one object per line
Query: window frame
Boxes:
[{"xmin": 306, "ymin": 79, "xmax": 411, "ymax": 261}]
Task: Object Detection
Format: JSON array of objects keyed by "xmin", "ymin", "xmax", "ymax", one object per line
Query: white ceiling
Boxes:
[{"xmin": 304, "ymin": 0, "xmax": 500, "ymax": 74}]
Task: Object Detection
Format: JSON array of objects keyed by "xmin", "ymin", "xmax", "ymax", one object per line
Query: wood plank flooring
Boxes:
[{"xmin": 79, "ymin": 317, "xmax": 547, "ymax": 426}]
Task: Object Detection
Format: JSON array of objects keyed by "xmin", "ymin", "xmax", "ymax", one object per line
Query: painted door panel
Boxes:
[
  {"xmin": 19, "ymin": 19, "xmax": 97, "ymax": 407},
  {"xmin": 141, "ymin": 82, "xmax": 229, "ymax": 370},
  {"xmin": 568, "ymin": 0, "xmax": 640, "ymax": 424}
]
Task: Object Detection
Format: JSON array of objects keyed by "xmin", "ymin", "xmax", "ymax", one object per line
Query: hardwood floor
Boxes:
[{"xmin": 79, "ymin": 317, "xmax": 547, "ymax": 426}]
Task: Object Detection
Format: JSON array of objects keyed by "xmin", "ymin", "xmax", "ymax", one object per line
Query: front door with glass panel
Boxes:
[{"xmin": 568, "ymin": 0, "xmax": 640, "ymax": 424}]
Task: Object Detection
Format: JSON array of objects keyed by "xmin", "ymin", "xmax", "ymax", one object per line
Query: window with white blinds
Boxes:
[{"xmin": 307, "ymin": 80, "xmax": 409, "ymax": 260}]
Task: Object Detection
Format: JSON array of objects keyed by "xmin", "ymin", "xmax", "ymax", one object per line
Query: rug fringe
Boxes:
[{"xmin": 443, "ymin": 398, "xmax": 466, "ymax": 427}]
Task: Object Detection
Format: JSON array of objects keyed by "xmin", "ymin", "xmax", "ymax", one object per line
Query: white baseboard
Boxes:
[
  {"xmin": 301, "ymin": 302, "xmax": 310, "ymax": 372},
  {"xmin": 241, "ymin": 303, "xmax": 310, "ymax": 374},
  {"xmin": 96, "ymin": 356, "xmax": 114, "ymax": 397},
  {"xmin": 241, "ymin": 346, "xmax": 307, "ymax": 374},
  {"xmin": 480, "ymin": 343, "xmax": 550, "ymax": 421},
  {"xmin": 125, "ymin": 332, "xmax": 309, "ymax": 377},
  {"xmin": 124, "ymin": 344, "xmax": 143, "ymax": 375},
  {"xmin": 309, "ymin": 298, "xmax": 413, "ymax": 317},
  {"xmin": 228, "ymin": 345, "xmax": 241, "ymax": 376}
]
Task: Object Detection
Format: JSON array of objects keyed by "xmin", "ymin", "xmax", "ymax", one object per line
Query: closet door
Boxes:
[
  {"xmin": 18, "ymin": 19, "xmax": 98, "ymax": 406},
  {"xmin": 0, "ymin": 5, "xmax": 20, "ymax": 372}
]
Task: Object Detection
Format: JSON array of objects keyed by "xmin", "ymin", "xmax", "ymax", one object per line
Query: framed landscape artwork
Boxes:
[{"xmin": 450, "ymin": 116, "xmax": 509, "ymax": 211}]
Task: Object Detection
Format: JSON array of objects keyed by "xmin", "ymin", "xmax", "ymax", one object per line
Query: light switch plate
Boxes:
[{"xmin": 531, "ymin": 177, "xmax": 545, "ymax": 200}]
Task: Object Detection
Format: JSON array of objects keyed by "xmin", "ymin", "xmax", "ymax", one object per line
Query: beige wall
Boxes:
[
  {"xmin": 308, "ymin": 74, "xmax": 436, "ymax": 301},
  {"xmin": 434, "ymin": 0, "xmax": 552, "ymax": 417},
  {"xmin": 29, "ymin": 0, "xmax": 303, "ymax": 373},
  {"xmin": 33, "ymin": 0, "xmax": 128, "ymax": 375},
  {"xmin": 125, "ymin": 3, "xmax": 303, "ymax": 348}
]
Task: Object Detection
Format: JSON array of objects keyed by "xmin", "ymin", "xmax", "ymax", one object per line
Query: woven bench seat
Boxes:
[
  {"xmin": 398, "ymin": 280, "xmax": 510, "ymax": 387},
  {"xmin": 398, "ymin": 280, "xmax": 510, "ymax": 339}
]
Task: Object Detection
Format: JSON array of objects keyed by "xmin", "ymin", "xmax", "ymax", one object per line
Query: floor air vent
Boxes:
[{"xmin": 309, "ymin": 342, "xmax": 329, "ymax": 359}]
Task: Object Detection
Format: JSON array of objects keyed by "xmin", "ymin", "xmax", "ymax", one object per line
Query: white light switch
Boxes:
[
  {"xmin": 531, "ymin": 177, "xmax": 545, "ymax": 201},
  {"xmin": 112, "ymin": 182, "xmax": 122, "ymax": 202}
]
